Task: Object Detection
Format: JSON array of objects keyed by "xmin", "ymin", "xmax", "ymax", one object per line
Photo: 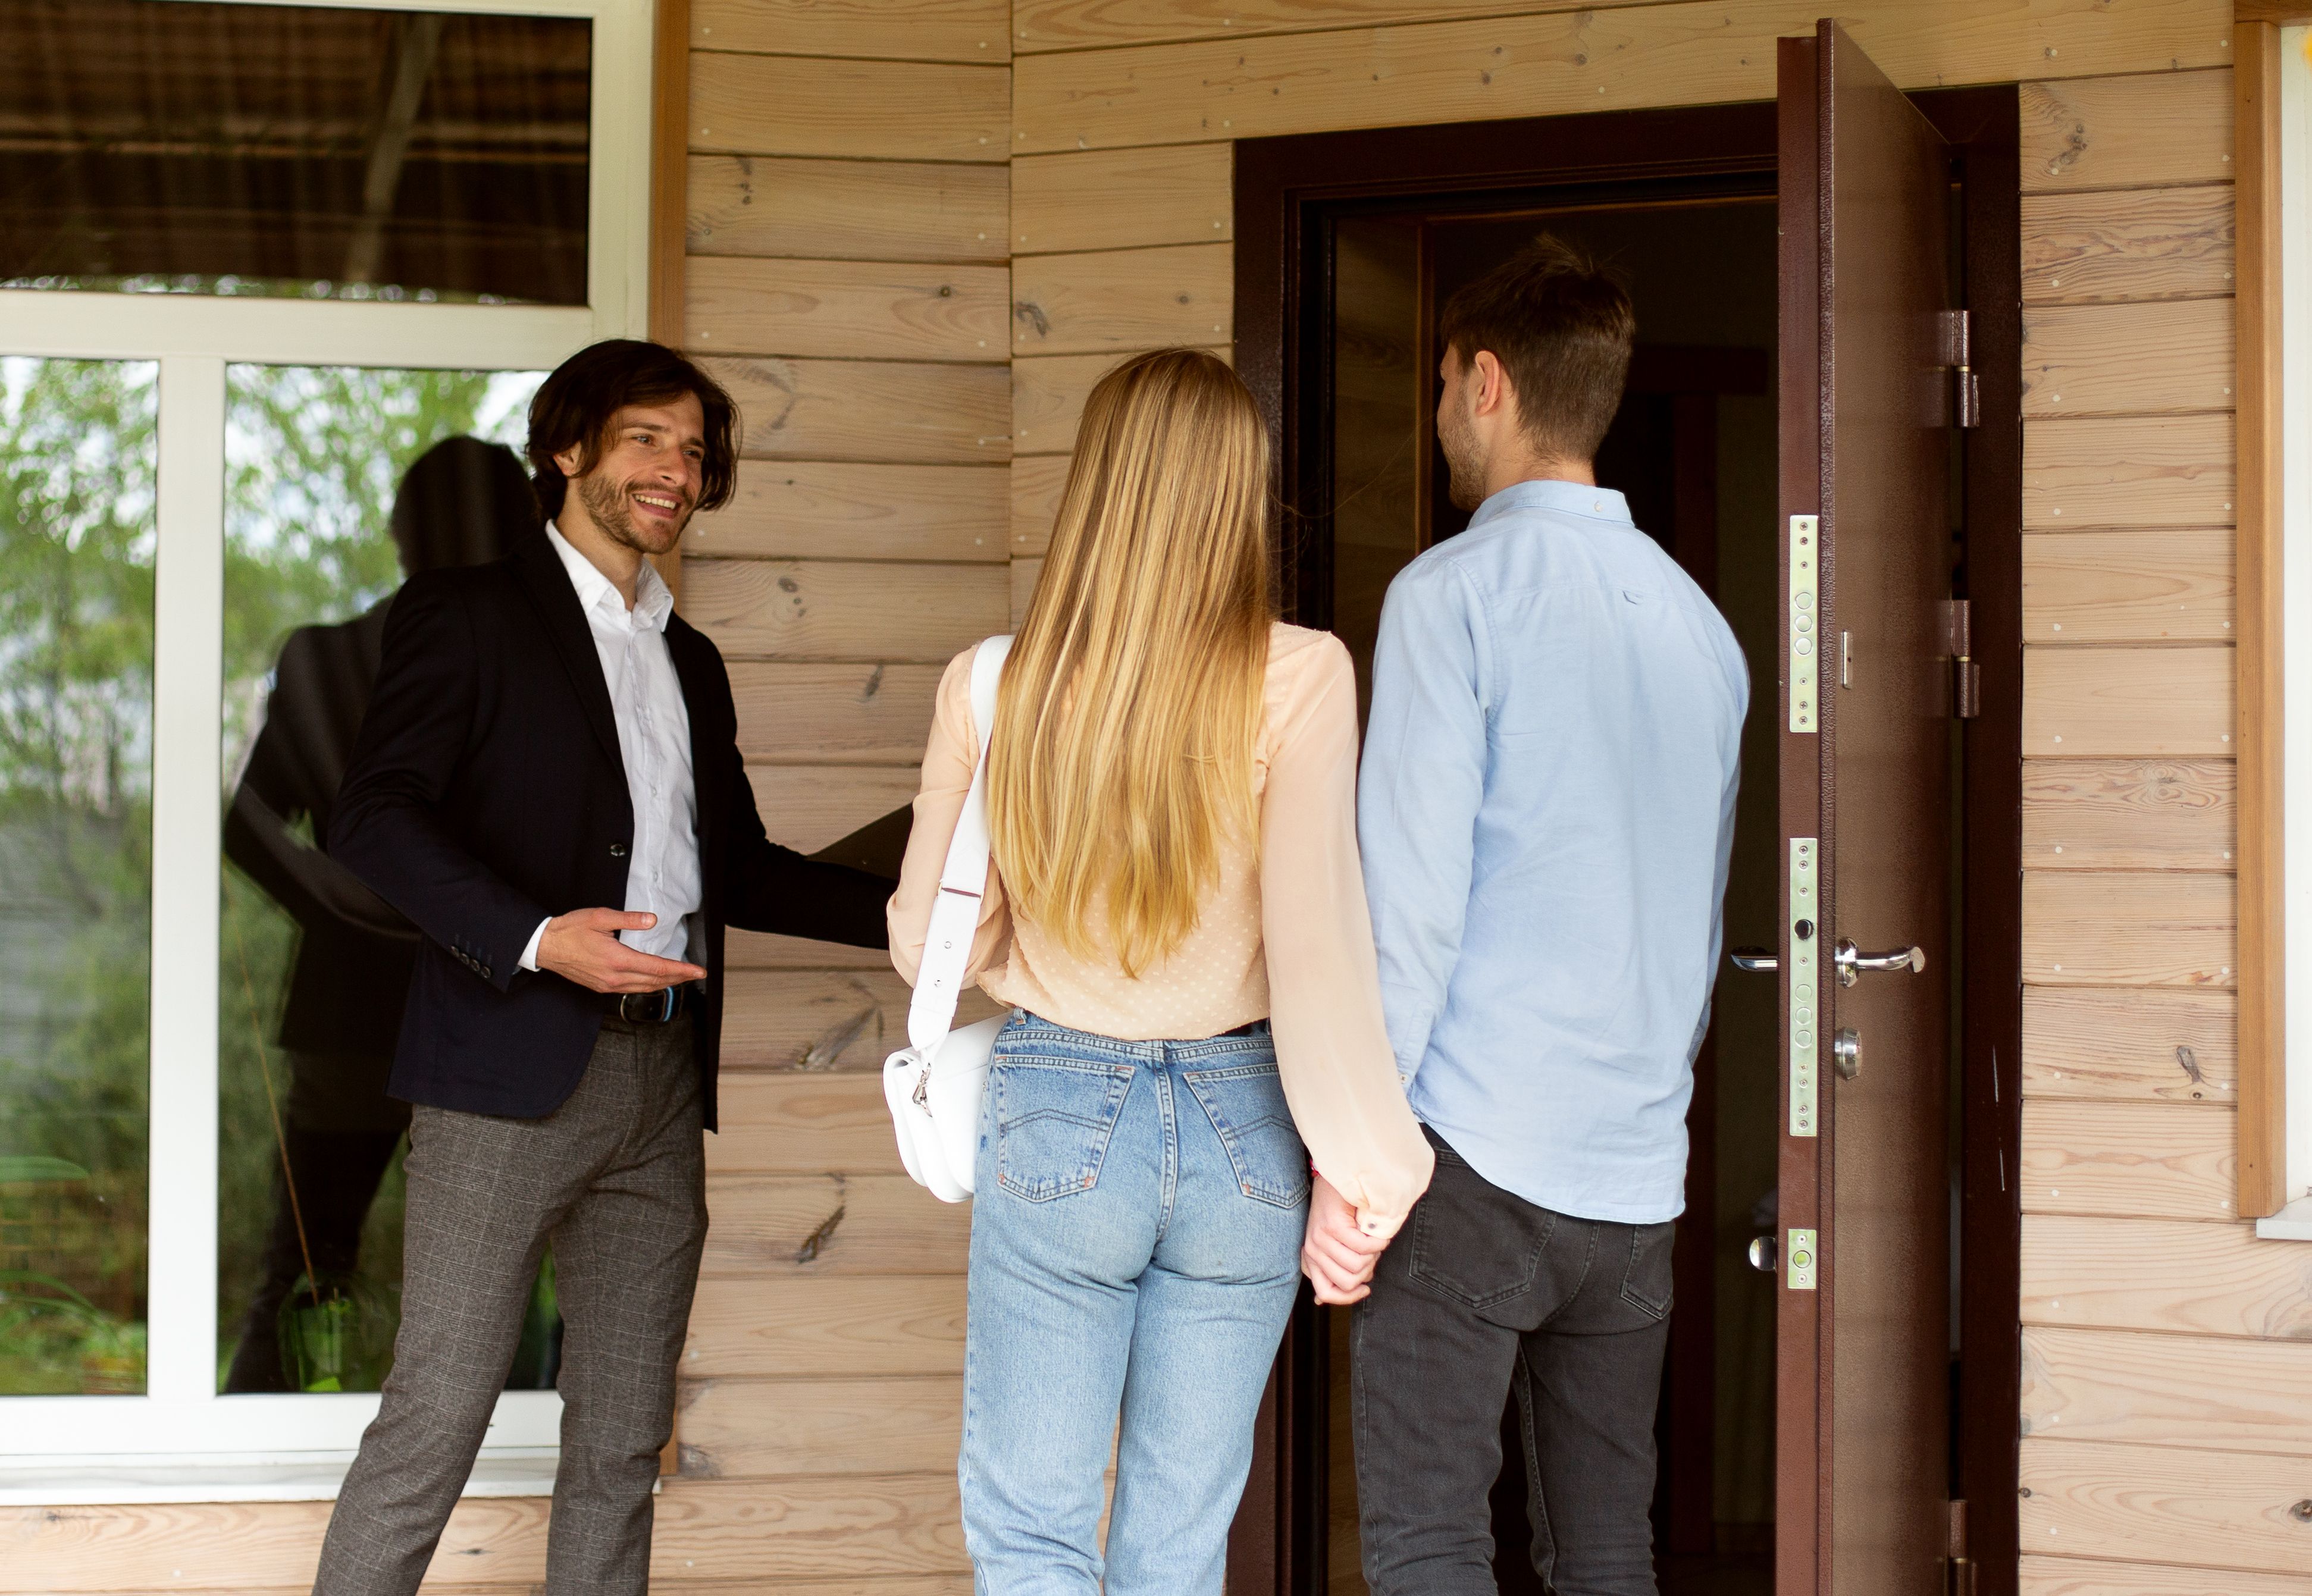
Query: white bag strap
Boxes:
[{"xmin": 906, "ymin": 635, "xmax": 1013, "ymax": 1051}]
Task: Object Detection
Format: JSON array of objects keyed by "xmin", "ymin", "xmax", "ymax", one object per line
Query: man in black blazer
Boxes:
[{"xmin": 312, "ymin": 341, "xmax": 892, "ymax": 1596}]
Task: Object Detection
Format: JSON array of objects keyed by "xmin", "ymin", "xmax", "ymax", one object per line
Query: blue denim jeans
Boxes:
[{"xmin": 961, "ymin": 1011, "xmax": 1308, "ymax": 1595}]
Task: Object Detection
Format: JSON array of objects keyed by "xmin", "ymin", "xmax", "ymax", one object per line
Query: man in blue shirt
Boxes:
[{"xmin": 1352, "ymin": 237, "xmax": 1747, "ymax": 1595}]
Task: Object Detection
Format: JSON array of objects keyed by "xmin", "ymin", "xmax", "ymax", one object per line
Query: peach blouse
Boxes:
[{"xmin": 889, "ymin": 623, "xmax": 1434, "ymax": 1234}]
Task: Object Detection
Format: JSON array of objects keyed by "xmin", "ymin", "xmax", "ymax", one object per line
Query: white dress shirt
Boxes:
[{"xmin": 518, "ymin": 522, "xmax": 703, "ymax": 973}]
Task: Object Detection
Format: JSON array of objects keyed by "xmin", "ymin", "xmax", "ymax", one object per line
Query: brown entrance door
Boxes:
[{"xmin": 1774, "ymin": 21, "xmax": 1957, "ymax": 1596}]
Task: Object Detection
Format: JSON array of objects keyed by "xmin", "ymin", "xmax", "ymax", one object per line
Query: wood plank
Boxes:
[
  {"xmin": 2022, "ymin": 298, "xmax": 2236, "ymax": 418},
  {"xmin": 1011, "ymin": 242, "xmax": 1234, "ymax": 356},
  {"xmin": 2021, "ymin": 870, "xmax": 2235, "ymax": 989},
  {"xmin": 2022, "ymin": 68, "xmax": 2236, "ymax": 192},
  {"xmin": 2017, "ymin": 1437, "xmax": 2312, "ymax": 1576},
  {"xmin": 691, "ymin": 53, "xmax": 1009, "ymax": 162},
  {"xmin": 2022, "ymin": 645, "xmax": 2235, "ymax": 758},
  {"xmin": 1011, "ymin": 453, "xmax": 1069, "ymax": 556},
  {"xmin": 713, "ymin": 1071, "xmax": 900, "ymax": 1171},
  {"xmin": 687, "ymin": 256, "xmax": 1011, "ymax": 362},
  {"xmin": 718, "ymin": 972, "xmax": 1000, "ymax": 1081},
  {"xmin": 2021, "ymin": 1325, "xmax": 2312, "ymax": 1455},
  {"xmin": 2019, "ymin": 1099, "xmax": 2239, "ymax": 1219},
  {"xmin": 686, "ymin": 1274, "xmax": 967, "ymax": 1377},
  {"xmin": 2022, "ymin": 184, "xmax": 2236, "ymax": 305},
  {"xmin": 2022, "ymin": 1557, "xmax": 2312, "ymax": 1596},
  {"xmin": 0, "ymin": 1496, "xmax": 546, "ymax": 1589},
  {"xmin": 693, "ymin": 0, "xmax": 1010, "ymax": 62},
  {"xmin": 2022, "ymin": 529, "xmax": 2233, "ymax": 642},
  {"xmin": 1013, "ymin": 346, "xmax": 1230, "ymax": 457},
  {"xmin": 694, "ymin": 462, "xmax": 1008, "ymax": 565},
  {"xmin": 2021, "ymin": 1214, "xmax": 2312, "ymax": 1338},
  {"xmin": 728, "ymin": 660, "xmax": 946, "ymax": 764},
  {"xmin": 727, "ymin": 929, "xmax": 891, "ymax": 970},
  {"xmin": 687, "ymin": 559, "xmax": 1007, "ymax": 661},
  {"xmin": 706, "ymin": 356, "xmax": 1011, "ymax": 465},
  {"xmin": 1012, "ymin": 558, "xmax": 1044, "ymax": 629},
  {"xmin": 2025, "ymin": 414, "xmax": 2237, "ymax": 529},
  {"xmin": 676, "ymin": 1375, "xmax": 963, "ymax": 1477},
  {"xmin": 1011, "ymin": 1, "xmax": 2230, "ymax": 155},
  {"xmin": 701, "ymin": 1174, "xmax": 972, "ymax": 1275},
  {"xmin": 5, "ymin": 1584, "xmax": 973, "ymax": 1596},
  {"xmin": 2022, "ymin": 986, "xmax": 2239, "ymax": 1106},
  {"xmin": 1012, "ymin": 144, "xmax": 1233, "ymax": 255},
  {"xmin": 689, "ymin": 155, "xmax": 1010, "ymax": 265},
  {"xmin": 1013, "ymin": 0, "xmax": 1696, "ymax": 52},
  {"xmin": 2021, "ymin": 759, "xmax": 2235, "ymax": 871},
  {"xmin": 647, "ymin": 1476, "xmax": 967, "ymax": 1579},
  {"xmin": 748, "ymin": 763, "xmax": 922, "ymax": 853}
]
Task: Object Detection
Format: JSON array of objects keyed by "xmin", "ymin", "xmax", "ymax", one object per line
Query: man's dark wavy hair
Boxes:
[{"xmin": 525, "ymin": 339, "xmax": 738, "ymax": 519}]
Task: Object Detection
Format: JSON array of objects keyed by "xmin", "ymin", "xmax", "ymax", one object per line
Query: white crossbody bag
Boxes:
[{"xmin": 883, "ymin": 634, "xmax": 1012, "ymax": 1203}]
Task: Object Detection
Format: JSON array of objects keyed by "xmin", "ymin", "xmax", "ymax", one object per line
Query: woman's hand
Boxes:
[{"xmin": 1302, "ymin": 1172, "xmax": 1390, "ymax": 1305}]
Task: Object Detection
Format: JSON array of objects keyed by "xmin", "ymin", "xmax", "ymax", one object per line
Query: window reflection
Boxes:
[
  {"xmin": 217, "ymin": 365, "xmax": 559, "ymax": 1393},
  {"xmin": 0, "ymin": 358, "xmax": 157, "ymax": 1396},
  {"xmin": 3, "ymin": 2, "xmax": 591, "ymax": 305}
]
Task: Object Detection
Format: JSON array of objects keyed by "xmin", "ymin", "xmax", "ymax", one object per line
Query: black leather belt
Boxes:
[{"xmin": 616, "ymin": 983, "xmax": 697, "ymax": 1026}]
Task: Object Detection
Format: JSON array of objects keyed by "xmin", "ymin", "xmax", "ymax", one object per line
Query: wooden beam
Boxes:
[
  {"xmin": 2017, "ymin": 1437, "xmax": 2312, "ymax": 1577},
  {"xmin": 2020, "ymin": 870, "xmax": 2235, "ymax": 988},
  {"xmin": 2024, "ymin": 413, "xmax": 2238, "ymax": 529},
  {"xmin": 2020, "ymin": 1323, "xmax": 2312, "ymax": 1454},
  {"xmin": 2022, "ymin": 986, "xmax": 2239, "ymax": 1106},
  {"xmin": 2022, "ymin": 1214, "xmax": 2312, "ymax": 1337},
  {"xmin": 2022, "ymin": 184, "xmax": 2236, "ymax": 306},
  {"xmin": 2020, "ymin": 67, "xmax": 2237, "ymax": 193},
  {"xmin": 2235, "ymin": 15, "xmax": 2289, "ymax": 1218},
  {"xmin": 2018, "ymin": 1099, "xmax": 2240, "ymax": 1219},
  {"xmin": 2022, "ymin": 528, "xmax": 2235, "ymax": 642},
  {"xmin": 2020, "ymin": 758, "xmax": 2235, "ymax": 871},
  {"xmin": 2237, "ymin": 1, "xmax": 2312, "ymax": 24},
  {"xmin": 2022, "ymin": 297, "xmax": 2237, "ymax": 418}
]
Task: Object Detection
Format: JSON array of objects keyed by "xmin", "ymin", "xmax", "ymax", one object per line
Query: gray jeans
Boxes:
[
  {"xmin": 1352, "ymin": 1130, "xmax": 1674, "ymax": 1596},
  {"xmin": 314, "ymin": 1015, "xmax": 707, "ymax": 1596}
]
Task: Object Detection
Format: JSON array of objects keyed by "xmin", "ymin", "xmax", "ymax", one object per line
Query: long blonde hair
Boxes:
[{"xmin": 987, "ymin": 349, "xmax": 1274, "ymax": 977}]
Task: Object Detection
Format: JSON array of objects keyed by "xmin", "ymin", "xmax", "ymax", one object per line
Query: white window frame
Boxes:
[
  {"xmin": 0, "ymin": 0, "xmax": 656, "ymax": 1488},
  {"xmin": 2272, "ymin": 24, "xmax": 2312, "ymax": 1240}
]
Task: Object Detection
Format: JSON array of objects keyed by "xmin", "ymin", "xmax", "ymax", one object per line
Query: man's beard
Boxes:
[
  {"xmin": 1438, "ymin": 398, "xmax": 1486, "ymax": 513},
  {"xmin": 575, "ymin": 470, "xmax": 689, "ymax": 556}
]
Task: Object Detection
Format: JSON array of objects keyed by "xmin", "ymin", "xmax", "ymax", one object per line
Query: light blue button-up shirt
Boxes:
[{"xmin": 1357, "ymin": 479, "xmax": 1747, "ymax": 1224}]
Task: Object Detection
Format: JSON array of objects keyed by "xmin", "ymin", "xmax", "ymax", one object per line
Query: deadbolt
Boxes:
[
  {"xmin": 1730, "ymin": 946, "xmax": 1778, "ymax": 972},
  {"xmin": 1747, "ymin": 1233, "xmax": 1778, "ymax": 1274},
  {"xmin": 1831, "ymin": 1028, "xmax": 1860, "ymax": 1081}
]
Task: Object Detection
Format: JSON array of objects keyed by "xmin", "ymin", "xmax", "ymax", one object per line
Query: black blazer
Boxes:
[{"xmin": 330, "ymin": 532, "xmax": 892, "ymax": 1129}]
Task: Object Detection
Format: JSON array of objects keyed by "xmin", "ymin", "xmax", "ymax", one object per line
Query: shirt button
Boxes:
[{"xmin": 609, "ymin": 842, "xmax": 629, "ymax": 858}]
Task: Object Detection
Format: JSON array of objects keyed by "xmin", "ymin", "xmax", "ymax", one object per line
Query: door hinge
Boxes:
[
  {"xmin": 1941, "ymin": 598, "xmax": 1980, "ymax": 720},
  {"xmin": 1938, "ymin": 309, "xmax": 1979, "ymax": 428},
  {"xmin": 1947, "ymin": 1500, "xmax": 1976, "ymax": 1595}
]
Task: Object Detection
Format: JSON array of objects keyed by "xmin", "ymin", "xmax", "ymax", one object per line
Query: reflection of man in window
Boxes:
[{"xmin": 220, "ymin": 437, "xmax": 536, "ymax": 1393}]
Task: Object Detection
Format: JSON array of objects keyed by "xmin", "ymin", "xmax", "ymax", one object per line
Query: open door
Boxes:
[{"xmin": 1774, "ymin": 20, "xmax": 1957, "ymax": 1596}]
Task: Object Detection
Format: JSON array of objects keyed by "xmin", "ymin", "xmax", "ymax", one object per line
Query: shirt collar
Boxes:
[
  {"xmin": 544, "ymin": 519, "xmax": 673, "ymax": 633},
  {"xmin": 1465, "ymin": 478, "xmax": 1633, "ymax": 532}
]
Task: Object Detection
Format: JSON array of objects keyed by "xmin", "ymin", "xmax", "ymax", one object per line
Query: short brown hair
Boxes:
[
  {"xmin": 1438, "ymin": 234, "xmax": 1634, "ymax": 463},
  {"xmin": 525, "ymin": 339, "xmax": 738, "ymax": 518}
]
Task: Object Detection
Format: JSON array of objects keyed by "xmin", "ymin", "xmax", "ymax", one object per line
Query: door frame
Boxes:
[{"xmin": 1230, "ymin": 86, "xmax": 2023, "ymax": 1596}]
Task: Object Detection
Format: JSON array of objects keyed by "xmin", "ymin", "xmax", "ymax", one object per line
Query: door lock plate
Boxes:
[
  {"xmin": 1786, "ymin": 1227, "xmax": 1819, "ymax": 1291},
  {"xmin": 1789, "ymin": 515, "xmax": 1820, "ymax": 732},
  {"xmin": 1790, "ymin": 837, "xmax": 1819, "ymax": 1137}
]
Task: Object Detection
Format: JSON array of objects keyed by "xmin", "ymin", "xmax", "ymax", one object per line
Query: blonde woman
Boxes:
[{"xmin": 891, "ymin": 349, "xmax": 1433, "ymax": 1594}]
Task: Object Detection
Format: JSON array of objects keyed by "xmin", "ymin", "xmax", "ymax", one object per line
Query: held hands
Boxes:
[
  {"xmin": 1302, "ymin": 1172, "xmax": 1391, "ymax": 1305},
  {"xmin": 537, "ymin": 908, "xmax": 707, "ymax": 994}
]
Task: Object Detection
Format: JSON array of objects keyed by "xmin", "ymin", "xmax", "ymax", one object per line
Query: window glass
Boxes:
[
  {"xmin": 215, "ymin": 363, "xmax": 555, "ymax": 1394},
  {"xmin": 0, "ymin": 358, "xmax": 158, "ymax": 1396},
  {"xmin": 4, "ymin": 2, "xmax": 591, "ymax": 305}
]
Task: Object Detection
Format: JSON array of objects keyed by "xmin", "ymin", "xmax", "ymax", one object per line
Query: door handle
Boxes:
[
  {"xmin": 1832, "ymin": 937, "xmax": 1925, "ymax": 987},
  {"xmin": 1730, "ymin": 947, "xmax": 1778, "ymax": 973}
]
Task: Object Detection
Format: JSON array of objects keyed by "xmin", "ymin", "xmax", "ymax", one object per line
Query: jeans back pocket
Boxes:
[
  {"xmin": 1182, "ymin": 1061, "xmax": 1309, "ymax": 1209},
  {"xmin": 993, "ymin": 1056, "xmax": 1135, "ymax": 1203}
]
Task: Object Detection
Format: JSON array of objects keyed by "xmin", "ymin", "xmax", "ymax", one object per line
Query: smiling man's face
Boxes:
[{"xmin": 563, "ymin": 395, "xmax": 706, "ymax": 559}]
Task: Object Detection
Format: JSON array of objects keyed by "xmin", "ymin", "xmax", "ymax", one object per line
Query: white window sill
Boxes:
[
  {"xmin": 2255, "ymin": 1196, "xmax": 2312, "ymax": 1241},
  {"xmin": 0, "ymin": 1448, "xmax": 579, "ymax": 1506}
]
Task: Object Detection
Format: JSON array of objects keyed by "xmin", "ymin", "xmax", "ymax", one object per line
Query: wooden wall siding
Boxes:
[
  {"xmin": 748, "ymin": 765, "xmax": 925, "ymax": 851},
  {"xmin": 687, "ymin": 1274, "xmax": 968, "ymax": 1377},
  {"xmin": 690, "ymin": 155, "xmax": 1013, "ymax": 263},
  {"xmin": 692, "ymin": 54, "xmax": 1011, "ymax": 161},
  {"xmin": 2021, "ymin": 299, "xmax": 2236, "ymax": 418},
  {"xmin": 2020, "ymin": 1559, "xmax": 2312, "ymax": 1596},
  {"xmin": 1011, "ymin": 144, "xmax": 1234, "ymax": 254},
  {"xmin": 698, "ymin": 462, "xmax": 1010, "ymax": 565},
  {"xmin": 2020, "ymin": 184, "xmax": 2235, "ymax": 305},
  {"xmin": 1011, "ymin": 453, "xmax": 1070, "ymax": 556},
  {"xmin": 2021, "ymin": 67, "xmax": 2237, "ymax": 192},
  {"xmin": 2022, "ymin": 646, "xmax": 2236, "ymax": 757},
  {"xmin": 2021, "ymin": 987, "xmax": 2239, "ymax": 1105},
  {"xmin": 2020, "ymin": 760, "xmax": 2235, "ymax": 871},
  {"xmin": 693, "ymin": 0, "xmax": 1011, "ymax": 62},
  {"xmin": 2022, "ymin": 529, "xmax": 2233, "ymax": 642},
  {"xmin": 1011, "ymin": 242, "xmax": 1234, "ymax": 355},
  {"xmin": 2020, "ymin": 1324, "xmax": 2312, "ymax": 1454},
  {"xmin": 727, "ymin": 661, "xmax": 950, "ymax": 761},
  {"xmin": 2022, "ymin": 412, "xmax": 2238, "ymax": 529},
  {"xmin": 2018, "ymin": 1100, "xmax": 2238, "ymax": 1219},
  {"xmin": 687, "ymin": 256, "xmax": 1013, "ymax": 360},
  {"xmin": 2019, "ymin": 1438, "xmax": 2312, "ymax": 1578},
  {"xmin": 706, "ymin": 355, "xmax": 1013, "ymax": 462}
]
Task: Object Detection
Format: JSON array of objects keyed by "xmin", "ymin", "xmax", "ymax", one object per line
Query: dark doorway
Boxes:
[{"xmin": 1231, "ymin": 87, "xmax": 2023, "ymax": 1596}]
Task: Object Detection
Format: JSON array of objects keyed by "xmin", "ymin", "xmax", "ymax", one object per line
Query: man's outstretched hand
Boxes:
[
  {"xmin": 1302, "ymin": 1171, "xmax": 1391, "ymax": 1305},
  {"xmin": 537, "ymin": 908, "xmax": 706, "ymax": 994}
]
